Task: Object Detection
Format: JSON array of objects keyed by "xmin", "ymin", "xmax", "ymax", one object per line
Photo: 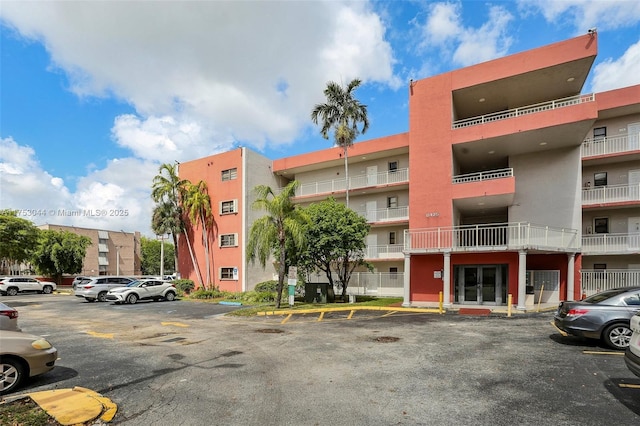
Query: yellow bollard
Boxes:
[
  {"xmin": 507, "ymin": 294, "xmax": 512, "ymax": 317},
  {"xmin": 439, "ymin": 291, "xmax": 444, "ymax": 314},
  {"xmin": 537, "ymin": 285, "xmax": 544, "ymax": 312}
]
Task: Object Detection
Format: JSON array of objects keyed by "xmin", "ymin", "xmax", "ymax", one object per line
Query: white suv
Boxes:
[
  {"xmin": 624, "ymin": 313, "xmax": 640, "ymax": 377},
  {"xmin": 106, "ymin": 279, "xmax": 177, "ymax": 304},
  {"xmin": 74, "ymin": 276, "xmax": 134, "ymax": 302},
  {"xmin": 0, "ymin": 277, "xmax": 57, "ymax": 296}
]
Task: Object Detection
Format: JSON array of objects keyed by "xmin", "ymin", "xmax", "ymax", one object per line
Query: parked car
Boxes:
[
  {"xmin": 624, "ymin": 312, "xmax": 640, "ymax": 377},
  {"xmin": 554, "ymin": 287, "xmax": 640, "ymax": 350},
  {"xmin": 71, "ymin": 276, "xmax": 91, "ymax": 290},
  {"xmin": 0, "ymin": 302, "xmax": 20, "ymax": 331},
  {"xmin": 106, "ymin": 279, "xmax": 177, "ymax": 304},
  {"xmin": 0, "ymin": 330, "xmax": 58, "ymax": 394},
  {"xmin": 74, "ymin": 276, "xmax": 135, "ymax": 302},
  {"xmin": 0, "ymin": 277, "xmax": 57, "ymax": 296}
]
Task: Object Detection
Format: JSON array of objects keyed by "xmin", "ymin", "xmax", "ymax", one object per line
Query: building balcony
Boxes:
[
  {"xmin": 582, "ymin": 183, "xmax": 640, "ymax": 206},
  {"xmin": 295, "ymin": 168, "xmax": 409, "ymax": 199},
  {"xmin": 452, "ymin": 94, "xmax": 595, "ymax": 129},
  {"xmin": 356, "ymin": 206, "xmax": 409, "ymax": 224},
  {"xmin": 98, "ymin": 243, "xmax": 109, "ymax": 252},
  {"xmin": 582, "ymin": 233, "xmax": 640, "ymax": 255},
  {"xmin": 365, "ymin": 244, "xmax": 404, "ymax": 260},
  {"xmin": 581, "ymin": 134, "xmax": 640, "ymax": 158},
  {"xmin": 452, "ymin": 168, "xmax": 513, "ymax": 184},
  {"xmin": 581, "ymin": 269, "xmax": 640, "ymax": 296},
  {"xmin": 404, "ymin": 222, "xmax": 579, "ymax": 253},
  {"xmin": 306, "ymin": 272, "xmax": 404, "ymax": 297}
]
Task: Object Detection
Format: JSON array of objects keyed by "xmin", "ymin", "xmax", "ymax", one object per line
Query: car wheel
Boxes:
[
  {"xmin": 164, "ymin": 292, "xmax": 176, "ymax": 302},
  {"xmin": 0, "ymin": 358, "xmax": 25, "ymax": 395},
  {"xmin": 97, "ymin": 292, "xmax": 107, "ymax": 302},
  {"xmin": 603, "ymin": 323, "xmax": 632, "ymax": 350},
  {"xmin": 6, "ymin": 288, "xmax": 18, "ymax": 296},
  {"xmin": 42, "ymin": 286, "xmax": 53, "ymax": 294},
  {"xmin": 126, "ymin": 293, "xmax": 138, "ymax": 304}
]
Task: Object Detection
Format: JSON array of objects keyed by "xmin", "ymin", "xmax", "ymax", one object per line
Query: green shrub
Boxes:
[
  {"xmin": 239, "ymin": 291, "xmax": 276, "ymax": 303},
  {"xmin": 190, "ymin": 288, "xmax": 225, "ymax": 299},
  {"xmin": 173, "ymin": 279, "xmax": 195, "ymax": 296},
  {"xmin": 254, "ymin": 280, "xmax": 279, "ymax": 292}
]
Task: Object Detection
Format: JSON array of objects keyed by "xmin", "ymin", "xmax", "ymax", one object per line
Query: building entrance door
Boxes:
[{"xmin": 455, "ymin": 265, "xmax": 506, "ymax": 305}]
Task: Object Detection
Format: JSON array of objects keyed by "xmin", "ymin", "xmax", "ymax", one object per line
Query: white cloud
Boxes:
[
  {"xmin": 0, "ymin": 0, "xmax": 398, "ymax": 156},
  {"xmin": 417, "ymin": 2, "xmax": 513, "ymax": 69},
  {"xmin": 0, "ymin": 137, "xmax": 157, "ymax": 235},
  {"xmin": 591, "ymin": 39, "xmax": 640, "ymax": 92},
  {"xmin": 518, "ymin": 0, "xmax": 640, "ymax": 33}
]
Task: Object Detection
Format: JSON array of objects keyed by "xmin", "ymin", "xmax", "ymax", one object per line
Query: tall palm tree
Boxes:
[
  {"xmin": 150, "ymin": 163, "xmax": 202, "ymax": 286},
  {"xmin": 247, "ymin": 181, "xmax": 306, "ymax": 308},
  {"xmin": 311, "ymin": 78, "xmax": 369, "ymax": 207},
  {"xmin": 151, "ymin": 201, "xmax": 181, "ymax": 274},
  {"xmin": 183, "ymin": 180, "xmax": 214, "ymax": 289}
]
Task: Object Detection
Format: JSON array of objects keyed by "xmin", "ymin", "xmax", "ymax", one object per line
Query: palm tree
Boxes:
[
  {"xmin": 151, "ymin": 201, "xmax": 181, "ymax": 274},
  {"xmin": 247, "ymin": 181, "xmax": 307, "ymax": 308},
  {"xmin": 150, "ymin": 163, "xmax": 203, "ymax": 286},
  {"xmin": 183, "ymin": 180, "xmax": 214, "ymax": 289},
  {"xmin": 311, "ymin": 78, "xmax": 369, "ymax": 207}
]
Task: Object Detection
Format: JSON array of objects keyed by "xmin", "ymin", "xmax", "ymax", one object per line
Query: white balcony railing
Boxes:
[
  {"xmin": 581, "ymin": 270, "xmax": 640, "ymax": 296},
  {"xmin": 405, "ymin": 222, "xmax": 579, "ymax": 253},
  {"xmin": 365, "ymin": 244, "xmax": 404, "ymax": 259},
  {"xmin": 582, "ymin": 133, "xmax": 640, "ymax": 157},
  {"xmin": 452, "ymin": 94, "xmax": 595, "ymax": 129},
  {"xmin": 452, "ymin": 168, "xmax": 513, "ymax": 184},
  {"xmin": 356, "ymin": 206, "xmax": 409, "ymax": 223},
  {"xmin": 582, "ymin": 183, "xmax": 640, "ymax": 205},
  {"xmin": 582, "ymin": 233, "xmax": 640, "ymax": 255},
  {"xmin": 296, "ymin": 168, "xmax": 409, "ymax": 197},
  {"xmin": 306, "ymin": 272, "xmax": 404, "ymax": 297}
]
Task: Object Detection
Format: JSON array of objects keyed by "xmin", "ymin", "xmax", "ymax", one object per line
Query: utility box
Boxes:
[{"xmin": 305, "ymin": 283, "xmax": 331, "ymax": 303}]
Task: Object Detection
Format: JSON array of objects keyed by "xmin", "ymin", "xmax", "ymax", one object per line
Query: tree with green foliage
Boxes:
[
  {"xmin": 311, "ymin": 79, "xmax": 369, "ymax": 207},
  {"xmin": 140, "ymin": 236, "xmax": 176, "ymax": 275},
  {"xmin": 0, "ymin": 210, "xmax": 40, "ymax": 274},
  {"xmin": 30, "ymin": 230, "xmax": 91, "ymax": 284},
  {"xmin": 151, "ymin": 200, "xmax": 181, "ymax": 272},
  {"xmin": 183, "ymin": 180, "xmax": 214, "ymax": 289},
  {"xmin": 246, "ymin": 181, "xmax": 307, "ymax": 308},
  {"xmin": 300, "ymin": 198, "xmax": 371, "ymax": 300}
]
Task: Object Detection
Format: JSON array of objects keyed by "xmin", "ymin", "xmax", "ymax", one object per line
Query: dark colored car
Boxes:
[{"xmin": 554, "ymin": 287, "xmax": 640, "ymax": 350}]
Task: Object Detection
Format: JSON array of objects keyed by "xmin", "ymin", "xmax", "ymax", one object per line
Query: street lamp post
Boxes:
[{"xmin": 158, "ymin": 234, "xmax": 165, "ymax": 279}]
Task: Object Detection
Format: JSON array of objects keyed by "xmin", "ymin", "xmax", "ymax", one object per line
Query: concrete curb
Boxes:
[{"xmin": 4, "ymin": 387, "xmax": 117, "ymax": 425}]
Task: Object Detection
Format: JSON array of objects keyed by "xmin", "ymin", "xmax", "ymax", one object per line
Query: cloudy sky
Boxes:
[{"xmin": 1, "ymin": 0, "xmax": 640, "ymax": 236}]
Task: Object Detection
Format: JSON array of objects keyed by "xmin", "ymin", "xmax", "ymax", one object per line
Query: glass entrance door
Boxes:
[{"xmin": 456, "ymin": 265, "xmax": 505, "ymax": 305}]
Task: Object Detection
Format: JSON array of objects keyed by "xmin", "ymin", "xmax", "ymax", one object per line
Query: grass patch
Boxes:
[{"xmin": 0, "ymin": 398, "xmax": 59, "ymax": 426}]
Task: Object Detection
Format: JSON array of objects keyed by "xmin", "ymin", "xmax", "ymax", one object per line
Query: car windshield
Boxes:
[
  {"xmin": 126, "ymin": 280, "xmax": 144, "ymax": 288},
  {"xmin": 583, "ymin": 288, "xmax": 637, "ymax": 304}
]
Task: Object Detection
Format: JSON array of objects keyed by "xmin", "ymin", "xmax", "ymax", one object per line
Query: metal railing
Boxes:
[
  {"xmin": 306, "ymin": 272, "xmax": 404, "ymax": 297},
  {"xmin": 452, "ymin": 94, "xmax": 595, "ymax": 129},
  {"xmin": 365, "ymin": 244, "xmax": 404, "ymax": 259},
  {"xmin": 356, "ymin": 206, "xmax": 409, "ymax": 223},
  {"xmin": 581, "ymin": 270, "xmax": 640, "ymax": 296},
  {"xmin": 405, "ymin": 222, "xmax": 579, "ymax": 252},
  {"xmin": 582, "ymin": 183, "xmax": 640, "ymax": 205},
  {"xmin": 581, "ymin": 134, "xmax": 640, "ymax": 157},
  {"xmin": 582, "ymin": 233, "xmax": 640, "ymax": 254},
  {"xmin": 452, "ymin": 168, "xmax": 513, "ymax": 184},
  {"xmin": 296, "ymin": 168, "xmax": 409, "ymax": 197}
]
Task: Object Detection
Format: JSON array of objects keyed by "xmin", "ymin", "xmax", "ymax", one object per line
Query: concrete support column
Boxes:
[
  {"xmin": 443, "ymin": 252, "xmax": 451, "ymax": 307},
  {"xmin": 402, "ymin": 253, "xmax": 411, "ymax": 307},
  {"xmin": 517, "ymin": 250, "xmax": 527, "ymax": 310},
  {"xmin": 567, "ymin": 253, "xmax": 576, "ymax": 301}
]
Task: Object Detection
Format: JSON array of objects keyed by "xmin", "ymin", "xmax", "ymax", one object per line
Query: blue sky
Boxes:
[{"xmin": 1, "ymin": 0, "xmax": 640, "ymax": 236}]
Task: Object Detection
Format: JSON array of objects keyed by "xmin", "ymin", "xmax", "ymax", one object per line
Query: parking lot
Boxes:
[{"xmin": 3, "ymin": 293, "xmax": 640, "ymax": 425}]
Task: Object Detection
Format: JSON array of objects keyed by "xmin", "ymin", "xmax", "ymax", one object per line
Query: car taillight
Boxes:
[
  {"xmin": 83, "ymin": 285, "xmax": 94, "ymax": 289},
  {"xmin": 0, "ymin": 309, "xmax": 18, "ymax": 319},
  {"xmin": 567, "ymin": 308, "xmax": 589, "ymax": 317}
]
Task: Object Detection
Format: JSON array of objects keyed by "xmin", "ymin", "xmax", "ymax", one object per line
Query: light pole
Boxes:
[
  {"xmin": 116, "ymin": 246, "xmax": 122, "ymax": 276},
  {"xmin": 158, "ymin": 234, "xmax": 166, "ymax": 279}
]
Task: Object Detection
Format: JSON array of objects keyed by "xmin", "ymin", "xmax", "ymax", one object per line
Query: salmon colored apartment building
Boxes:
[{"xmin": 179, "ymin": 32, "xmax": 640, "ymax": 309}]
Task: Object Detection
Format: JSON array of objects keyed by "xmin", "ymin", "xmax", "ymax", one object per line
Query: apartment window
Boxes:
[
  {"xmin": 387, "ymin": 196, "xmax": 398, "ymax": 209},
  {"xmin": 388, "ymin": 161, "xmax": 399, "ymax": 172},
  {"xmin": 390, "ymin": 267, "xmax": 398, "ymax": 279},
  {"xmin": 593, "ymin": 264, "xmax": 607, "ymax": 270},
  {"xmin": 389, "ymin": 232, "xmax": 396, "ymax": 245},
  {"xmin": 594, "ymin": 218, "xmax": 609, "ymax": 234},
  {"xmin": 594, "ymin": 172, "xmax": 607, "ymax": 187},
  {"xmin": 220, "ymin": 200, "xmax": 238, "ymax": 214},
  {"xmin": 593, "ymin": 127, "xmax": 606, "ymax": 140},
  {"xmin": 220, "ymin": 233, "xmax": 237, "ymax": 247},
  {"xmin": 220, "ymin": 267, "xmax": 237, "ymax": 280},
  {"xmin": 221, "ymin": 168, "xmax": 237, "ymax": 181}
]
